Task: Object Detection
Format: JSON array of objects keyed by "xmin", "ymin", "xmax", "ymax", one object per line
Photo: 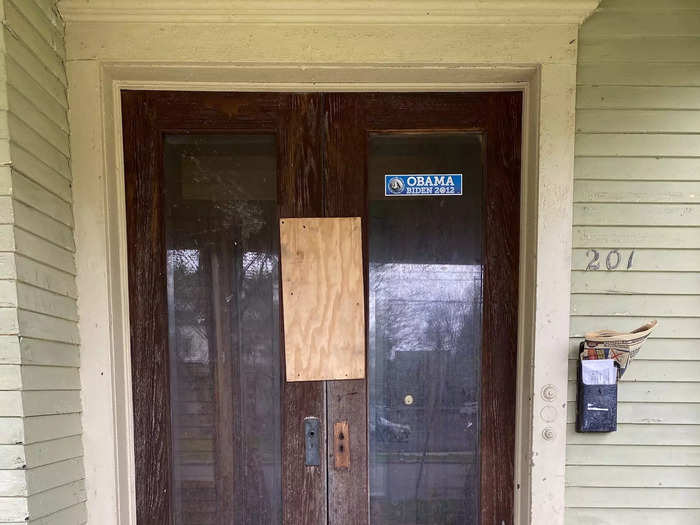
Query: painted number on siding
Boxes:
[{"xmin": 586, "ymin": 249, "xmax": 634, "ymax": 271}]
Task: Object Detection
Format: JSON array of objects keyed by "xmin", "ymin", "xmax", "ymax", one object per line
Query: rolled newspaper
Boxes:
[{"xmin": 581, "ymin": 320, "xmax": 658, "ymax": 378}]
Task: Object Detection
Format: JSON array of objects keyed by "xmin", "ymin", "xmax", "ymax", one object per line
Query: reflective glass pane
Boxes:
[
  {"xmin": 164, "ymin": 135, "xmax": 281, "ymax": 524},
  {"xmin": 368, "ymin": 133, "xmax": 484, "ymax": 525}
]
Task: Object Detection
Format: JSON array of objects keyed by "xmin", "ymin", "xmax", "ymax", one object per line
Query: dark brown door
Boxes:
[{"xmin": 122, "ymin": 91, "xmax": 520, "ymax": 525}]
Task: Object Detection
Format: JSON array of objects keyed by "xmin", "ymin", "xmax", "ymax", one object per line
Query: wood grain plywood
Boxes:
[{"xmin": 280, "ymin": 217, "xmax": 365, "ymax": 382}]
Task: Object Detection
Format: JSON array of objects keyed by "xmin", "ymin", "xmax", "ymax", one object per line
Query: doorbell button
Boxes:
[{"xmin": 541, "ymin": 384, "xmax": 557, "ymax": 402}]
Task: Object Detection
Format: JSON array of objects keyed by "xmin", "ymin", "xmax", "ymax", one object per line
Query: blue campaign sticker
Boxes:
[{"xmin": 385, "ymin": 174, "xmax": 462, "ymax": 196}]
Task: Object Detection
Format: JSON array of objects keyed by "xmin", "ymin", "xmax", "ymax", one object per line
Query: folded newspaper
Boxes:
[{"xmin": 581, "ymin": 320, "xmax": 658, "ymax": 378}]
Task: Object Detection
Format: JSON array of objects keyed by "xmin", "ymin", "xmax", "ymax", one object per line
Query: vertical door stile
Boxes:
[
  {"xmin": 324, "ymin": 93, "xmax": 370, "ymax": 525},
  {"xmin": 480, "ymin": 93, "xmax": 521, "ymax": 525},
  {"xmin": 280, "ymin": 93, "xmax": 328, "ymax": 525},
  {"xmin": 123, "ymin": 91, "xmax": 173, "ymax": 525}
]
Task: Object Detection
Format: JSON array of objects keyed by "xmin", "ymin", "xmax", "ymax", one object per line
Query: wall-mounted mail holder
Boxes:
[{"xmin": 576, "ymin": 342, "xmax": 618, "ymax": 433}]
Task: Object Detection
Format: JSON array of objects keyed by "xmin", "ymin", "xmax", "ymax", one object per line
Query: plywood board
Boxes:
[{"xmin": 280, "ymin": 217, "xmax": 365, "ymax": 381}]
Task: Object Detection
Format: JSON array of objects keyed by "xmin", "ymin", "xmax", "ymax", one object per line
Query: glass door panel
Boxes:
[
  {"xmin": 163, "ymin": 134, "xmax": 282, "ymax": 524},
  {"xmin": 368, "ymin": 133, "xmax": 484, "ymax": 525}
]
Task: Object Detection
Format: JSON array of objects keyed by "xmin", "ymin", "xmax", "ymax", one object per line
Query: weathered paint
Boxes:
[
  {"xmin": 566, "ymin": 1, "xmax": 700, "ymax": 523},
  {"xmin": 0, "ymin": 0, "xmax": 85, "ymax": 523}
]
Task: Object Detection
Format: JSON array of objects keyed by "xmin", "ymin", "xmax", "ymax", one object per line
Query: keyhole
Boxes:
[
  {"xmin": 339, "ymin": 432, "xmax": 344, "ymax": 440},
  {"xmin": 339, "ymin": 445, "xmax": 344, "ymax": 452}
]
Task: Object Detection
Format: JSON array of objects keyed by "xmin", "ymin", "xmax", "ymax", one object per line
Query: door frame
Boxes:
[
  {"xmin": 120, "ymin": 91, "xmax": 522, "ymax": 524},
  {"xmin": 70, "ymin": 62, "xmax": 576, "ymax": 525}
]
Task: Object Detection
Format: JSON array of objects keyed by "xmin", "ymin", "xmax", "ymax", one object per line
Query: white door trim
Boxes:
[{"xmin": 68, "ymin": 59, "xmax": 575, "ymax": 524}]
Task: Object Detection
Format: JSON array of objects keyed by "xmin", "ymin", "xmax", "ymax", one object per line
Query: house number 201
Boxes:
[{"xmin": 586, "ymin": 249, "xmax": 634, "ymax": 271}]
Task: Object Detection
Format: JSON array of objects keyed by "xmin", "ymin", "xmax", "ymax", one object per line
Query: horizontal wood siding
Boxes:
[
  {"xmin": 0, "ymin": 1, "xmax": 84, "ymax": 523},
  {"xmin": 567, "ymin": 1, "xmax": 700, "ymax": 523}
]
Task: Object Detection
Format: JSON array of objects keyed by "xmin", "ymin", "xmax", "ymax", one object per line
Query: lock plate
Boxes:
[
  {"xmin": 333, "ymin": 420, "xmax": 350, "ymax": 469},
  {"xmin": 304, "ymin": 417, "xmax": 321, "ymax": 466}
]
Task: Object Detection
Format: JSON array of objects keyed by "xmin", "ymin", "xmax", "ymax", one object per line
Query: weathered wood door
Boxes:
[{"xmin": 122, "ymin": 91, "xmax": 521, "ymax": 525}]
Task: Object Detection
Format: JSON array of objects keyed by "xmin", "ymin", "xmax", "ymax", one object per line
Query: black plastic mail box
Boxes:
[{"xmin": 576, "ymin": 347, "xmax": 618, "ymax": 433}]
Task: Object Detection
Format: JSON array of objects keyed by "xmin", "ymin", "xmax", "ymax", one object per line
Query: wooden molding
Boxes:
[{"xmin": 58, "ymin": 0, "xmax": 600, "ymax": 24}]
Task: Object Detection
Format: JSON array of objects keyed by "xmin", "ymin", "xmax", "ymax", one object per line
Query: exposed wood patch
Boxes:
[{"xmin": 332, "ymin": 421, "xmax": 350, "ymax": 470}]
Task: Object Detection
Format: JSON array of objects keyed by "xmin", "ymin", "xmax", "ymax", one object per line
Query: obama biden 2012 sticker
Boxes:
[{"xmin": 385, "ymin": 174, "xmax": 462, "ymax": 196}]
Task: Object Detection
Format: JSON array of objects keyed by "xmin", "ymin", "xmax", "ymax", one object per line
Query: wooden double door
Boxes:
[{"xmin": 123, "ymin": 91, "xmax": 521, "ymax": 525}]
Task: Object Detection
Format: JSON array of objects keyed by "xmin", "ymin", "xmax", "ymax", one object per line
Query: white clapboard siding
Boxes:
[
  {"xmin": 566, "ymin": 508, "xmax": 700, "ymax": 525},
  {"xmin": 1, "ymin": 31, "xmax": 66, "ymax": 91},
  {"xmin": 566, "ymin": 465, "xmax": 700, "ymax": 488},
  {"xmin": 20, "ymin": 391, "xmax": 81, "ymax": 417},
  {"xmin": 576, "ymin": 109, "xmax": 700, "ymax": 134},
  {"xmin": 577, "ymin": 133, "xmax": 700, "ymax": 157},
  {"xmin": 567, "ymin": 423, "xmax": 700, "ymax": 446},
  {"xmin": 566, "ymin": 487, "xmax": 700, "ymax": 508},
  {"xmin": 578, "ymin": 62, "xmax": 700, "ymax": 87},
  {"xmin": 13, "ymin": 338, "xmax": 79, "ymax": 368},
  {"xmin": 13, "ymin": 228, "xmax": 76, "ymax": 274},
  {"xmin": 581, "ymin": 11, "xmax": 700, "ymax": 37},
  {"xmin": 573, "ymin": 226, "xmax": 700, "ymax": 248},
  {"xmin": 7, "ymin": 0, "xmax": 65, "ymax": 54},
  {"xmin": 579, "ymin": 37, "xmax": 700, "ymax": 63},
  {"xmin": 574, "ymin": 157, "xmax": 700, "ymax": 181},
  {"xmin": 13, "ymin": 202, "xmax": 75, "ymax": 252},
  {"xmin": 574, "ymin": 181, "xmax": 700, "ymax": 203},
  {"xmin": 17, "ymin": 309, "xmax": 80, "ymax": 344},
  {"xmin": 25, "ymin": 479, "xmax": 86, "ymax": 521},
  {"xmin": 15, "ymin": 255, "xmax": 77, "ymax": 299},
  {"xmin": 8, "ymin": 143, "xmax": 71, "ymax": 200},
  {"xmin": 4, "ymin": 65, "xmax": 68, "ymax": 142},
  {"xmin": 22, "ymin": 414, "xmax": 82, "ymax": 445},
  {"xmin": 573, "ymin": 203, "xmax": 700, "ymax": 226},
  {"xmin": 16, "ymin": 283, "xmax": 78, "ymax": 322},
  {"xmin": 22, "ymin": 436, "xmax": 83, "ymax": 470},
  {"xmin": 567, "ymin": 444, "xmax": 700, "ymax": 466},
  {"xmin": 28, "ymin": 502, "xmax": 87, "ymax": 525},
  {"xmin": 0, "ymin": 444, "xmax": 24, "ymax": 470},
  {"xmin": 10, "ymin": 171, "xmax": 73, "ymax": 227},
  {"xmin": 19, "ymin": 366, "xmax": 80, "ymax": 391},
  {"xmin": 572, "ymin": 294, "xmax": 700, "ymax": 317},
  {"xmin": 567, "ymin": 2, "xmax": 700, "ymax": 522},
  {"xmin": 577, "ymin": 86, "xmax": 700, "ymax": 110},
  {"xmin": 7, "ymin": 86, "xmax": 70, "ymax": 154},
  {"xmin": 8, "ymin": 115, "xmax": 70, "ymax": 177},
  {"xmin": 572, "ymin": 271, "xmax": 700, "ymax": 294},
  {"xmin": 0, "ymin": 2, "xmax": 84, "ymax": 522}
]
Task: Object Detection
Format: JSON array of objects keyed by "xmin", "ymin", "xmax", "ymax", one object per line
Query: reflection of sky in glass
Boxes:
[
  {"xmin": 242, "ymin": 250, "xmax": 276, "ymax": 278},
  {"xmin": 169, "ymin": 249, "xmax": 199, "ymax": 273},
  {"xmin": 370, "ymin": 263, "xmax": 481, "ymax": 359},
  {"xmin": 369, "ymin": 260, "xmax": 483, "ymax": 521}
]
